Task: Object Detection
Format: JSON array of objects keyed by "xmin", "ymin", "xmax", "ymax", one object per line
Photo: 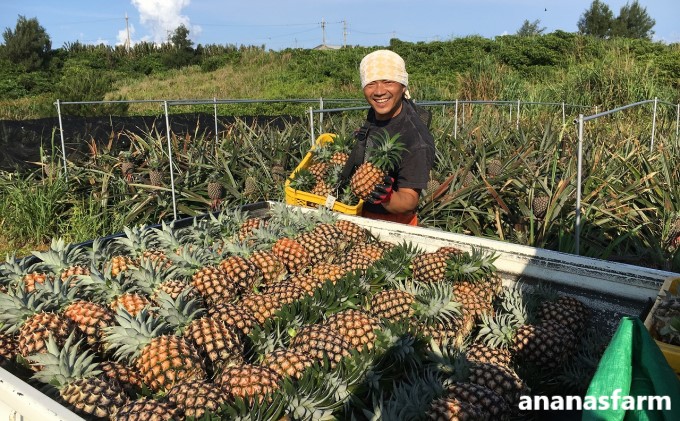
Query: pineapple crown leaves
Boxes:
[
  {"xmin": 153, "ymin": 289, "xmax": 205, "ymax": 332},
  {"xmin": 365, "ymin": 131, "xmax": 406, "ymax": 172},
  {"xmin": 79, "ymin": 266, "xmax": 151, "ymax": 302},
  {"xmin": 1, "ymin": 253, "xmax": 42, "ymax": 285},
  {"xmin": 129, "ymin": 258, "xmax": 182, "ymax": 288},
  {"xmin": 289, "ymin": 168, "xmax": 316, "ymax": 191},
  {"xmin": 377, "ymin": 367, "xmax": 446, "ymax": 421},
  {"xmin": 103, "ymin": 308, "xmax": 171, "ymax": 362},
  {"xmin": 28, "ymin": 332, "xmax": 101, "ymax": 387},
  {"xmin": 32, "ymin": 276, "xmax": 79, "ymax": 310},
  {"xmin": 150, "ymin": 221, "xmax": 183, "ymax": 251},
  {"xmin": 167, "ymin": 245, "xmax": 218, "ymax": 274},
  {"xmin": 476, "ymin": 312, "xmax": 519, "ymax": 350},
  {"xmin": 208, "ymin": 207, "xmax": 251, "ymax": 238},
  {"xmin": 114, "ymin": 225, "xmax": 157, "ymax": 256},
  {"xmin": 497, "ymin": 284, "xmax": 532, "ymax": 324},
  {"xmin": 221, "ymin": 393, "xmax": 286, "ymax": 421},
  {"xmin": 445, "ymin": 247, "xmax": 498, "ymax": 283},
  {"xmin": 0, "ymin": 286, "xmax": 51, "ymax": 333},
  {"xmin": 280, "ymin": 371, "xmax": 344, "ymax": 420},
  {"xmin": 412, "ymin": 282, "xmax": 462, "ymax": 324},
  {"xmin": 31, "ymin": 237, "xmax": 90, "ymax": 274},
  {"xmin": 310, "ymin": 143, "xmax": 334, "ymax": 163}
]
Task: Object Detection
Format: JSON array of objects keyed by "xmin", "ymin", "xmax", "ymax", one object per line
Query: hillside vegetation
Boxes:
[{"xmin": 0, "ymin": 32, "xmax": 679, "ymax": 119}]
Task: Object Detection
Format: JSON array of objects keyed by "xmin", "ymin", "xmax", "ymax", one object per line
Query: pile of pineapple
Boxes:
[
  {"xmin": 289, "ymin": 131, "xmax": 406, "ymax": 208},
  {"xmin": 0, "ymin": 203, "xmax": 604, "ymax": 420}
]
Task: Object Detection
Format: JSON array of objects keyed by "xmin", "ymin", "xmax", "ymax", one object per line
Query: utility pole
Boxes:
[
  {"xmin": 342, "ymin": 20, "xmax": 347, "ymax": 47},
  {"xmin": 321, "ymin": 17, "xmax": 326, "ymax": 46},
  {"xmin": 125, "ymin": 13, "xmax": 131, "ymax": 52}
]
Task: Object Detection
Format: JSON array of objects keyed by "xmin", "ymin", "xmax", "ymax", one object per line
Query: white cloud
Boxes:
[{"xmin": 130, "ymin": 0, "xmax": 195, "ymax": 44}]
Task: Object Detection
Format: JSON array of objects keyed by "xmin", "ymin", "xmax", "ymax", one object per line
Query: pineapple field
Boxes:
[{"xmin": 1, "ymin": 201, "xmax": 626, "ymax": 420}]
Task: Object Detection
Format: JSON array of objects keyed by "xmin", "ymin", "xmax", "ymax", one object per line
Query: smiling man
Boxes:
[{"xmin": 341, "ymin": 49, "xmax": 435, "ymax": 225}]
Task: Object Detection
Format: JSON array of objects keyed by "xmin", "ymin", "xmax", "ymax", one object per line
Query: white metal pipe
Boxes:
[
  {"xmin": 516, "ymin": 99, "xmax": 520, "ymax": 131},
  {"xmin": 55, "ymin": 99, "xmax": 68, "ymax": 178},
  {"xmin": 319, "ymin": 97, "xmax": 324, "ymax": 130},
  {"xmin": 576, "ymin": 114, "xmax": 584, "ymax": 256},
  {"xmin": 163, "ymin": 101, "xmax": 178, "ymax": 220}
]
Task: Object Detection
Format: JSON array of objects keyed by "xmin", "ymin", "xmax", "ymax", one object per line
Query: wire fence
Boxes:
[{"xmin": 52, "ymin": 96, "xmax": 680, "ymax": 252}]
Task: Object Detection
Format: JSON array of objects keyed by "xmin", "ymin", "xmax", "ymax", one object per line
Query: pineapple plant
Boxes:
[
  {"xmin": 147, "ymin": 157, "xmax": 163, "ymax": 187},
  {"xmin": 119, "ymin": 151, "xmax": 135, "ymax": 182},
  {"xmin": 28, "ymin": 333, "xmax": 128, "ymax": 420},
  {"xmin": 207, "ymin": 171, "xmax": 224, "ymax": 210},
  {"xmin": 350, "ymin": 130, "xmax": 405, "ymax": 201}
]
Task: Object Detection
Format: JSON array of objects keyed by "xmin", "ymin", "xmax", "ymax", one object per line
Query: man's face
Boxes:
[{"xmin": 363, "ymin": 80, "xmax": 406, "ymax": 120}]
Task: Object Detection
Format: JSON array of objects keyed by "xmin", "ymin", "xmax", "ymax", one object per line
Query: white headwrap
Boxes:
[{"xmin": 359, "ymin": 50, "xmax": 409, "ymax": 89}]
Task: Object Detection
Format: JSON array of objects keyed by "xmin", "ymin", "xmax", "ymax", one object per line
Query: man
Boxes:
[{"xmin": 343, "ymin": 49, "xmax": 435, "ymax": 225}]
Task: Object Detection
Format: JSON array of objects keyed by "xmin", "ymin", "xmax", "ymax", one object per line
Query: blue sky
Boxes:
[{"xmin": 1, "ymin": 0, "xmax": 678, "ymax": 50}]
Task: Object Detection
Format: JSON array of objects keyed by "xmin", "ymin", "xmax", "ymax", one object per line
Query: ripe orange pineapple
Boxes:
[
  {"xmin": 350, "ymin": 130, "xmax": 405, "ymax": 200},
  {"xmin": 103, "ymin": 308, "xmax": 206, "ymax": 393}
]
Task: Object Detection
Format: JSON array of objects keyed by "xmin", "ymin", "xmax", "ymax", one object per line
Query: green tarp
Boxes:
[{"xmin": 583, "ymin": 317, "xmax": 680, "ymax": 421}]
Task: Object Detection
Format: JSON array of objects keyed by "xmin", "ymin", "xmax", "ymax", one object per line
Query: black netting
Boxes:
[{"xmin": 0, "ymin": 113, "xmax": 300, "ymax": 171}]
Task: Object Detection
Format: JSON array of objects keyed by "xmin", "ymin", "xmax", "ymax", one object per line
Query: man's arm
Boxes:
[{"xmin": 381, "ymin": 187, "xmax": 420, "ymax": 214}]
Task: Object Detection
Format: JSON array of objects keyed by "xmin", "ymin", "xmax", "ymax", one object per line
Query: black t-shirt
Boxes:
[{"xmin": 360, "ymin": 100, "xmax": 435, "ymax": 214}]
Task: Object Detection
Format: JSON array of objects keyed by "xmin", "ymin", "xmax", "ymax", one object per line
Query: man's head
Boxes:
[{"xmin": 359, "ymin": 50, "xmax": 408, "ymax": 120}]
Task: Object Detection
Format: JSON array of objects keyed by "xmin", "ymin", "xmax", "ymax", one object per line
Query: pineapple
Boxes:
[
  {"xmin": 98, "ymin": 359, "xmax": 143, "ymax": 396},
  {"xmin": 289, "ymin": 323, "xmax": 352, "ymax": 368},
  {"xmin": 350, "ymin": 130, "xmax": 405, "ymax": 201},
  {"xmin": 369, "ymin": 289, "xmax": 415, "ymax": 323},
  {"xmin": 261, "ymin": 348, "xmax": 314, "ymax": 380},
  {"xmin": 30, "ymin": 237, "xmax": 91, "ymax": 284},
  {"xmin": 216, "ymin": 363, "xmax": 282, "ymax": 402},
  {"xmin": 426, "ymin": 395, "xmax": 487, "ymax": 420},
  {"xmin": 250, "ymin": 249, "xmax": 288, "ymax": 285},
  {"xmin": 103, "ymin": 308, "xmax": 207, "ymax": 393},
  {"xmin": 219, "ymin": 245, "xmax": 264, "ymax": 293},
  {"xmin": 80, "ymin": 267, "xmax": 151, "ymax": 316},
  {"xmin": 28, "ymin": 333, "xmax": 128, "ymax": 420},
  {"xmin": 334, "ymin": 219, "xmax": 368, "ymax": 245},
  {"xmin": 464, "ymin": 341, "xmax": 512, "ymax": 368},
  {"xmin": 0, "ymin": 333, "xmax": 19, "ymax": 367},
  {"xmin": 295, "ymin": 230, "xmax": 336, "ymax": 266},
  {"xmin": 308, "ymin": 263, "xmax": 347, "ymax": 285},
  {"xmin": 486, "ymin": 158, "xmax": 503, "ymax": 179},
  {"xmin": 166, "ymin": 379, "xmax": 226, "ymax": 419},
  {"xmin": 443, "ymin": 382, "xmax": 510, "ymax": 420},
  {"xmin": 119, "ymin": 151, "xmax": 135, "ymax": 183},
  {"xmin": 115, "ymin": 397, "xmax": 180, "ymax": 420},
  {"xmin": 208, "ymin": 302, "xmax": 259, "ymax": 337},
  {"xmin": 532, "ymin": 194, "xmax": 550, "ymax": 219},
  {"xmin": 239, "ymin": 292, "xmax": 288, "ymax": 325},
  {"xmin": 272, "ymin": 237, "xmax": 311, "ymax": 273},
  {"xmin": 191, "ymin": 264, "xmax": 240, "ymax": 307},
  {"xmin": 147, "ymin": 158, "xmax": 163, "ymax": 187},
  {"xmin": 323, "ymin": 309, "xmax": 380, "ymax": 352},
  {"xmin": 154, "ymin": 290, "xmax": 244, "ymax": 373},
  {"xmin": 207, "ymin": 172, "xmax": 224, "ymax": 210},
  {"xmin": 0, "ymin": 285, "xmax": 78, "ymax": 361}
]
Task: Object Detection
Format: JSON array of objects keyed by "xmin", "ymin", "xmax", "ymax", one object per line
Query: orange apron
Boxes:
[{"xmin": 361, "ymin": 210, "xmax": 418, "ymax": 226}]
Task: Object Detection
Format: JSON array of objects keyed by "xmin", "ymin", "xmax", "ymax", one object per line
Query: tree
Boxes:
[
  {"xmin": 577, "ymin": 0, "xmax": 614, "ymax": 38},
  {"xmin": 1, "ymin": 15, "xmax": 51, "ymax": 72},
  {"xmin": 169, "ymin": 24, "xmax": 193, "ymax": 51},
  {"xmin": 611, "ymin": 1, "xmax": 655, "ymax": 39},
  {"xmin": 516, "ymin": 19, "xmax": 546, "ymax": 37}
]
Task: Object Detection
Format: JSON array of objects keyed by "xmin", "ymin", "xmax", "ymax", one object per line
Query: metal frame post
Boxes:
[
  {"xmin": 54, "ymin": 99, "xmax": 68, "ymax": 179},
  {"xmin": 575, "ymin": 114, "xmax": 584, "ymax": 256},
  {"xmin": 213, "ymin": 97, "xmax": 219, "ymax": 146},
  {"xmin": 516, "ymin": 99, "xmax": 521, "ymax": 131},
  {"xmin": 454, "ymin": 100, "xmax": 458, "ymax": 139},
  {"xmin": 650, "ymin": 97, "xmax": 658, "ymax": 151},
  {"xmin": 309, "ymin": 107, "xmax": 315, "ymax": 146},
  {"xmin": 562, "ymin": 102, "xmax": 566, "ymax": 126},
  {"xmin": 319, "ymin": 97, "xmax": 324, "ymax": 131},
  {"xmin": 163, "ymin": 101, "xmax": 178, "ymax": 220}
]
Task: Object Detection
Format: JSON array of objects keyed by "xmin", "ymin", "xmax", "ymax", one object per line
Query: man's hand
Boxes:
[{"xmin": 365, "ymin": 175, "xmax": 394, "ymax": 205}]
